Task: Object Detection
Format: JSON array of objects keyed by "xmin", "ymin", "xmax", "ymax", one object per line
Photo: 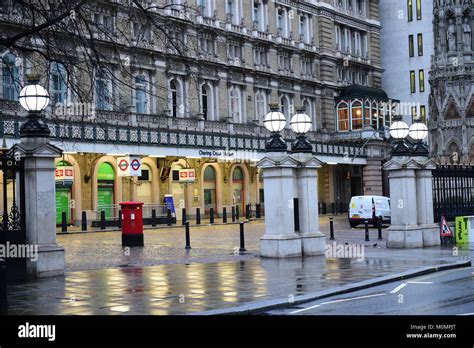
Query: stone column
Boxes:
[
  {"xmin": 13, "ymin": 138, "xmax": 65, "ymax": 278},
  {"xmin": 258, "ymin": 154, "xmax": 302, "ymax": 258},
  {"xmin": 293, "ymin": 154, "xmax": 326, "ymax": 256},
  {"xmin": 383, "ymin": 158, "xmax": 423, "ymax": 248},
  {"xmin": 415, "ymin": 159, "xmax": 440, "ymax": 247}
]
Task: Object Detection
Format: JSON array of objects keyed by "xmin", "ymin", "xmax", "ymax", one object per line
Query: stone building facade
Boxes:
[
  {"xmin": 429, "ymin": 0, "xmax": 474, "ymax": 164},
  {"xmin": 0, "ymin": 0, "xmax": 393, "ymax": 225}
]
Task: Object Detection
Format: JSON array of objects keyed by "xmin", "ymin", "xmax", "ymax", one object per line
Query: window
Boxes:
[
  {"xmin": 407, "ymin": 0, "xmax": 413, "ymax": 22},
  {"xmin": 135, "ymin": 75, "xmax": 147, "ymax": 114},
  {"xmin": 410, "ymin": 70, "xmax": 416, "ymax": 93},
  {"xmin": 2, "ymin": 53, "xmax": 19, "ymax": 101},
  {"xmin": 278, "ymin": 51, "xmax": 291, "ymax": 71},
  {"xmin": 280, "ymin": 95, "xmax": 291, "ymax": 119},
  {"xmin": 356, "ymin": 0, "xmax": 365, "ymax": 15},
  {"xmin": 411, "ymin": 106, "xmax": 417, "ymax": 122},
  {"xmin": 201, "ymin": 83, "xmax": 214, "ymax": 120},
  {"xmin": 228, "ymin": 41, "xmax": 242, "ymax": 61},
  {"xmin": 417, "ymin": 33, "xmax": 423, "ymax": 56},
  {"xmin": 335, "ymin": 25, "xmax": 341, "ymax": 50},
  {"xmin": 252, "ymin": 0, "xmax": 266, "ymax": 31},
  {"xmin": 337, "ymin": 102, "xmax": 349, "ymax": 131},
  {"xmin": 299, "ymin": 14, "xmax": 310, "ymax": 43},
  {"xmin": 416, "ymin": 0, "xmax": 421, "ymax": 20},
  {"xmin": 229, "ymin": 87, "xmax": 242, "ymax": 123},
  {"xmin": 408, "ymin": 35, "xmax": 414, "ymax": 57},
  {"xmin": 254, "ymin": 45, "xmax": 267, "ymax": 66},
  {"xmin": 170, "ymin": 79, "xmax": 182, "ymax": 117},
  {"xmin": 301, "ymin": 56, "xmax": 313, "ymax": 76},
  {"xmin": 96, "ymin": 68, "xmax": 112, "ymax": 110},
  {"xmin": 51, "ymin": 62, "xmax": 68, "ymax": 105},
  {"xmin": 351, "ymin": 100, "xmax": 363, "ymax": 130},
  {"xmin": 420, "ymin": 105, "xmax": 426, "ymax": 123},
  {"xmin": 419, "ymin": 70, "xmax": 425, "ymax": 92},
  {"xmin": 197, "ymin": 0, "xmax": 213, "ymax": 17},
  {"xmin": 255, "ymin": 91, "xmax": 267, "ymax": 124},
  {"xmin": 199, "ymin": 33, "xmax": 214, "ymax": 56}
]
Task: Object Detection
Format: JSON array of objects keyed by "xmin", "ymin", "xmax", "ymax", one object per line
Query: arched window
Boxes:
[
  {"xmin": 96, "ymin": 68, "xmax": 112, "ymax": 110},
  {"xmin": 51, "ymin": 62, "xmax": 68, "ymax": 104},
  {"xmin": 302, "ymin": 98, "xmax": 314, "ymax": 131},
  {"xmin": 135, "ymin": 75, "xmax": 147, "ymax": 114},
  {"xmin": 364, "ymin": 100, "xmax": 371, "ymax": 127},
  {"xmin": 351, "ymin": 100, "xmax": 363, "ymax": 130},
  {"xmin": 448, "ymin": 142, "xmax": 460, "ymax": 164},
  {"xmin": 280, "ymin": 95, "xmax": 291, "ymax": 119},
  {"xmin": 170, "ymin": 79, "xmax": 184, "ymax": 117},
  {"xmin": 337, "ymin": 102, "xmax": 349, "ymax": 131},
  {"xmin": 200, "ymin": 83, "xmax": 214, "ymax": 120},
  {"xmin": 255, "ymin": 91, "xmax": 267, "ymax": 124},
  {"xmin": 371, "ymin": 101, "xmax": 379, "ymax": 129},
  {"xmin": 230, "ymin": 87, "xmax": 241, "ymax": 123},
  {"xmin": 2, "ymin": 53, "xmax": 19, "ymax": 101}
]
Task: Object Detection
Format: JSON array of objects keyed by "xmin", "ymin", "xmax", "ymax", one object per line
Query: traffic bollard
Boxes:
[
  {"xmin": 365, "ymin": 220, "xmax": 370, "ymax": 241},
  {"xmin": 185, "ymin": 222, "xmax": 191, "ymax": 250},
  {"xmin": 293, "ymin": 198, "xmax": 300, "ymax": 232},
  {"xmin": 232, "ymin": 206, "xmax": 236, "ymax": 222},
  {"xmin": 223, "ymin": 207, "xmax": 227, "ymax": 223},
  {"xmin": 329, "ymin": 217, "xmax": 335, "ymax": 240},
  {"xmin": 196, "ymin": 208, "xmax": 201, "ymax": 225},
  {"xmin": 378, "ymin": 216, "xmax": 383, "ymax": 240},
  {"xmin": 81, "ymin": 211, "xmax": 87, "ymax": 231},
  {"xmin": 61, "ymin": 212, "xmax": 67, "ymax": 232},
  {"xmin": 100, "ymin": 211, "xmax": 106, "ymax": 230},
  {"xmin": 167, "ymin": 208, "xmax": 172, "ymax": 226},
  {"xmin": 239, "ymin": 222, "xmax": 246, "ymax": 252},
  {"xmin": 118, "ymin": 210, "xmax": 122, "ymax": 228},
  {"xmin": 256, "ymin": 204, "xmax": 261, "ymax": 218},
  {"xmin": 151, "ymin": 209, "xmax": 157, "ymax": 227},
  {"xmin": 236, "ymin": 205, "xmax": 240, "ymax": 220},
  {"xmin": 210, "ymin": 208, "xmax": 214, "ymax": 224},
  {"xmin": 245, "ymin": 204, "xmax": 250, "ymax": 220}
]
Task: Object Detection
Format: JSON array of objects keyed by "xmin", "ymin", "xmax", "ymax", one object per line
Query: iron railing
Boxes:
[{"xmin": 433, "ymin": 165, "xmax": 474, "ymax": 222}]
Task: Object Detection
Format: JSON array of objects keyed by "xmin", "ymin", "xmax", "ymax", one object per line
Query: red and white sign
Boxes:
[
  {"xmin": 440, "ymin": 216, "xmax": 453, "ymax": 237},
  {"xmin": 179, "ymin": 169, "xmax": 196, "ymax": 183},
  {"xmin": 117, "ymin": 156, "xmax": 142, "ymax": 177},
  {"xmin": 55, "ymin": 166, "xmax": 74, "ymax": 181}
]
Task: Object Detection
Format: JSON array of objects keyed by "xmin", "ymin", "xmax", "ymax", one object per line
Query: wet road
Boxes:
[{"xmin": 266, "ymin": 267, "xmax": 474, "ymax": 315}]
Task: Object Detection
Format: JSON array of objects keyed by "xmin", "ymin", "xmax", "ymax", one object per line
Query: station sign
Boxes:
[
  {"xmin": 117, "ymin": 156, "xmax": 142, "ymax": 177},
  {"xmin": 179, "ymin": 169, "xmax": 196, "ymax": 183}
]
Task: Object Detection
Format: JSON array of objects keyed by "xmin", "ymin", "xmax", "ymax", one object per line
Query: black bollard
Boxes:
[
  {"xmin": 0, "ymin": 259, "xmax": 7, "ymax": 315},
  {"xmin": 210, "ymin": 208, "xmax": 214, "ymax": 224},
  {"xmin": 239, "ymin": 222, "xmax": 246, "ymax": 252},
  {"xmin": 118, "ymin": 210, "xmax": 122, "ymax": 228},
  {"xmin": 256, "ymin": 203, "xmax": 261, "ymax": 219},
  {"xmin": 293, "ymin": 198, "xmax": 300, "ymax": 232},
  {"xmin": 236, "ymin": 205, "xmax": 240, "ymax": 220},
  {"xmin": 185, "ymin": 222, "xmax": 191, "ymax": 250},
  {"xmin": 322, "ymin": 202, "xmax": 327, "ymax": 215},
  {"xmin": 223, "ymin": 207, "xmax": 228, "ymax": 223},
  {"xmin": 182, "ymin": 208, "xmax": 187, "ymax": 225},
  {"xmin": 232, "ymin": 206, "xmax": 236, "ymax": 222},
  {"xmin": 61, "ymin": 212, "xmax": 67, "ymax": 232},
  {"xmin": 151, "ymin": 209, "xmax": 157, "ymax": 227},
  {"xmin": 365, "ymin": 220, "xmax": 370, "ymax": 242},
  {"xmin": 100, "ymin": 211, "xmax": 106, "ymax": 230},
  {"xmin": 167, "ymin": 208, "xmax": 172, "ymax": 226},
  {"xmin": 245, "ymin": 204, "xmax": 250, "ymax": 220},
  {"xmin": 331, "ymin": 202, "xmax": 335, "ymax": 215},
  {"xmin": 329, "ymin": 217, "xmax": 335, "ymax": 240},
  {"xmin": 81, "ymin": 211, "xmax": 87, "ymax": 231},
  {"xmin": 196, "ymin": 208, "xmax": 201, "ymax": 225},
  {"xmin": 378, "ymin": 216, "xmax": 383, "ymax": 240}
]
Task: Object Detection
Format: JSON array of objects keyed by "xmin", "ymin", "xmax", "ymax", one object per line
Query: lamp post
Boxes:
[
  {"xmin": 18, "ymin": 79, "xmax": 50, "ymax": 138},
  {"xmin": 389, "ymin": 115, "xmax": 410, "ymax": 156},
  {"xmin": 263, "ymin": 104, "xmax": 287, "ymax": 152},
  {"xmin": 409, "ymin": 119, "xmax": 429, "ymax": 156},
  {"xmin": 289, "ymin": 108, "xmax": 313, "ymax": 153}
]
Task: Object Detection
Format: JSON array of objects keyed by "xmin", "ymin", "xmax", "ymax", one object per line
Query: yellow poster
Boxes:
[{"xmin": 455, "ymin": 217, "xmax": 469, "ymax": 244}]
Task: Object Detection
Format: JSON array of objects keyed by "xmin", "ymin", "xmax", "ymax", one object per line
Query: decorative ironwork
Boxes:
[{"xmin": 433, "ymin": 165, "xmax": 474, "ymax": 222}]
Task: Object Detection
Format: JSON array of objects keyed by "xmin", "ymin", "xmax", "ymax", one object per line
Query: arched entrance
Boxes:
[
  {"xmin": 170, "ymin": 163, "xmax": 185, "ymax": 220},
  {"xmin": 97, "ymin": 162, "xmax": 115, "ymax": 219},
  {"xmin": 203, "ymin": 166, "xmax": 216, "ymax": 214},
  {"xmin": 55, "ymin": 160, "xmax": 74, "ymax": 225},
  {"xmin": 232, "ymin": 166, "xmax": 245, "ymax": 211}
]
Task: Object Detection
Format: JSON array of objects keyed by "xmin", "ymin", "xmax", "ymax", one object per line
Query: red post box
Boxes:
[{"xmin": 120, "ymin": 202, "xmax": 144, "ymax": 246}]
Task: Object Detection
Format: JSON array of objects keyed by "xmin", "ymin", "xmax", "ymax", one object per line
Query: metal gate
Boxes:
[
  {"xmin": 0, "ymin": 148, "xmax": 26, "ymax": 281},
  {"xmin": 432, "ymin": 165, "xmax": 474, "ymax": 222}
]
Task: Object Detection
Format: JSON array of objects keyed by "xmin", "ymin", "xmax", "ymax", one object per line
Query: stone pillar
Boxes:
[
  {"xmin": 258, "ymin": 154, "xmax": 302, "ymax": 258},
  {"xmin": 13, "ymin": 139, "xmax": 65, "ymax": 278},
  {"xmin": 294, "ymin": 154, "xmax": 326, "ymax": 256},
  {"xmin": 415, "ymin": 159, "xmax": 440, "ymax": 247},
  {"xmin": 383, "ymin": 158, "xmax": 423, "ymax": 248}
]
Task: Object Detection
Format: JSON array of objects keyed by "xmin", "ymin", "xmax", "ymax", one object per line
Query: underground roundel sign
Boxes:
[{"xmin": 117, "ymin": 156, "xmax": 142, "ymax": 177}]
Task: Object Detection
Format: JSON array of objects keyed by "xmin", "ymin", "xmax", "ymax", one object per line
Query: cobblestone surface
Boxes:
[{"xmin": 7, "ymin": 216, "xmax": 472, "ymax": 315}]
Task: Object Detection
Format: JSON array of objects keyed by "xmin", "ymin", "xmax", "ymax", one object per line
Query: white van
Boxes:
[{"xmin": 348, "ymin": 196, "xmax": 391, "ymax": 228}]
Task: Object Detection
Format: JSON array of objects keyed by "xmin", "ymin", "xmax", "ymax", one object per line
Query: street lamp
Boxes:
[
  {"xmin": 409, "ymin": 119, "xmax": 429, "ymax": 156},
  {"xmin": 18, "ymin": 78, "xmax": 51, "ymax": 138},
  {"xmin": 264, "ymin": 104, "xmax": 287, "ymax": 152},
  {"xmin": 389, "ymin": 115, "xmax": 411, "ymax": 156},
  {"xmin": 290, "ymin": 108, "xmax": 313, "ymax": 153}
]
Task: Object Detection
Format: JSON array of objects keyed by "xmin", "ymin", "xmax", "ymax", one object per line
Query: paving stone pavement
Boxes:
[{"xmin": 7, "ymin": 217, "xmax": 472, "ymax": 315}]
